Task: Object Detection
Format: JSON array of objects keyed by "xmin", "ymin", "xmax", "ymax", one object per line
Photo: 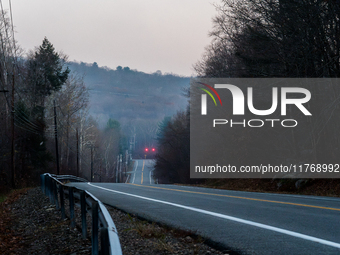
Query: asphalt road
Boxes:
[
  {"xmin": 126, "ymin": 159, "xmax": 156, "ymax": 185},
  {"xmin": 67, "ymin": 165, "xmax": 340, "ymax": 254}
]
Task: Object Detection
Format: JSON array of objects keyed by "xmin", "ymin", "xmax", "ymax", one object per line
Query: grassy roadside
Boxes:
[{"xmin": 180, "ymin": 178, "xmax": 340, "ymax": 197}]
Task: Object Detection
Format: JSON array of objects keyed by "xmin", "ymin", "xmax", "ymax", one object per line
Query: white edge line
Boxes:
[
  {"xmin": 87, "ymin": 182, "xmax": 340, "ymax": 249},
  {"xmin": 124, "ymin": 174, "xmax": 130, "ymax": 183},
  {"xmin": 147, "ymin": 160, "xmax": 155, "ymax": 184}
]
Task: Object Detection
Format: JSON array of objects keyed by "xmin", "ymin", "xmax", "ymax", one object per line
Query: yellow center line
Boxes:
[
  {"xmin": 128, "ymin": 183, "xmax": 340, "ymax": 212},
  {"xmin": 141, "ymin": 160, "xmax": 145, "ymax": 184}
]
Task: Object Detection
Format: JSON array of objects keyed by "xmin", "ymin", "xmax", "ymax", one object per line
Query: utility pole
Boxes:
[
  {"xmin": 11, "ymin": 73, "xmax": 15, "ymax": 188},
  {"xmin": 54, "ymin": 100, "xmax": 60, "ymax": 175},
  {"xmin": 76, "ymin": 128, "xmax": 79, "ymax": 177},
  {"xmin": 87, "ymin": 143, "xmax": 98, "ymax": 182},
  {"xmin": 0, "ymin": 90, "xmax": 8, "ymax": 132}
]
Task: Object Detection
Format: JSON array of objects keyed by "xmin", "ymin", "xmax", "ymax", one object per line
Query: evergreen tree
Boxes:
[
  {"xmin": 106, "ymin": 118, "xmax": 121, "ymax": 130},
  {"xmin": 156, "ymin": 116, "xmax": 171, "ymax": 140},
  {"xmin": 23, "ymin": 37, "xmax": 70, "ymax": 177},
  {"xmin": 27, "ymin": 37, "xmax": 70, "ymax": 108}
]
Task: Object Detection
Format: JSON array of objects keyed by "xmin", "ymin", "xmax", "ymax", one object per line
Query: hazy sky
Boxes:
[{"xmin": 9, "ymin": 0, "xmax": 218, "ymax": 76}]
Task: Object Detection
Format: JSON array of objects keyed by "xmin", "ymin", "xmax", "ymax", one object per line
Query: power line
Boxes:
[
  {"xmin": 14, "ymin": 123, "xmax": 42, "ymax": 136},
  {"xmin": 14, "ymin": 108, "xmax": 43, "ymax": 129},
  {"xmin": 13, "ymin": 107, "xmax": 58, "ymax": 135},
  {"xmin": 14, "ymin": 113, "xmax": 41, "ymax": 132}
]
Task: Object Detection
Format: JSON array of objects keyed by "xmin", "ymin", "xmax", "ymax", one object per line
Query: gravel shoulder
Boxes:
[
  {"xmin": 0, "ymin": 187, "xmax": 91, "ymax": 254},
  {"xmin": 0, "ymin": 187, "xmax": 233, "ymax": 255}
]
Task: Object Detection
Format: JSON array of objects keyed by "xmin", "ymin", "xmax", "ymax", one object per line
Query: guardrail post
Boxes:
[
  {"xmin": 45, "ymin": 175, "xmax": 48, "ymax": 196},
  {"xmin": 39, "ymin": 173, "xmax": 123, "ymax": 255},
  {"xmin": 100, "ymin": 227, "xmax": 109, "ymax": 255},
  {"xmin": 54, "ymin": 181, "xmax": 59, "ymax": 209},
  {"xmin": 81, "ymin": 190, "xmax": 87, "ymax": 239},
  {"xmin": 69, "ymin": 187, "xmax": 75, "ymax": 228},
  {"xmin": 44, "ymin": 175, "xmax": 48, "ymax": 196},
  {"xmin": 92, "ymin": 201, "xmax": 99, "ymax": 255},
  {"xmin": 60, "ymin": 185, "xmax": 65, "ymax": 219},
  {"xmin": 48, "ymin": 176, "xmax": 53, "ymax": 203},
  {"xmin": 51, "ymin": 178, "xmax": 55, "ymax": 204}
]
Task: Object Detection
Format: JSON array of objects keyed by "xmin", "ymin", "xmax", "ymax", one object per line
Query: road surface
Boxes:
[
  {"xmin": 126, "ymin": 159, "xmax": 156, "ymax": 185},
  {"xmin": 67, "ymin": 179, "xmax": 340, "ymax": 254}
]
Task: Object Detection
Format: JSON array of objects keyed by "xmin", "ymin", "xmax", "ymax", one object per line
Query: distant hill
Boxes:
[{"xmin": 68, "ymin": 62, "xmax": 190, "ymax": 127}]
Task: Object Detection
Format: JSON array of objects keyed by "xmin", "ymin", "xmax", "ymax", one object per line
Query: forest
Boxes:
[
  {"xmin": 2, "ymin": 0, "xmax": 340, "ymax": 190},
  {"xmin": 0, "ymin": 8, "xmax": 189, "ymax": 190},
  {"xmin": 0, "ymin": 33, "xmax": 99, "ymax": 189},
  {"xmin": 153, "ymin": 0, "xmax": 340, "ymax": 186}
]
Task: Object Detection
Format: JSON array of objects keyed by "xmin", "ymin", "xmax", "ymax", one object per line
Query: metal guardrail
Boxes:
[
  {"xmin": 40, "ymin": 173, "xmax": 122, "ymax": 255},
  {"xmin": 49, "ymin": 174, "xmax": 88, "ymax": 183}
]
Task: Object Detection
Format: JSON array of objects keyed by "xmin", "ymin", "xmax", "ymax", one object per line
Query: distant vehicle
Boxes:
[{"xmin": 144, "ymin": 147, "xmax": 156, "ymax": 159}]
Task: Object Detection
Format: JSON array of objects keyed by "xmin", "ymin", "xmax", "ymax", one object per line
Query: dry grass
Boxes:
[
  {"xmin": 125, "ymin": 214, "xmax": 165, "ymax": 238},
  {"xmin": 155, "ymin": 238, "xmax": 175, "ymax": 253}
]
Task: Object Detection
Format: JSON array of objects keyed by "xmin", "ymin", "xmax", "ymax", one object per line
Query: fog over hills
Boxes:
[{"xmin": 68, "ymin": 61, "xmax": 190, "ymax": 128}]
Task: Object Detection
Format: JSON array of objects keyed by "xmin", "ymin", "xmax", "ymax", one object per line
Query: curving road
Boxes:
[
  {"xmin": 67, "ymin": 161, "xmax": 340, "ymax": 254},
  {"xmin": 126, "ymin": 159, "xmax": 156, "ymax": 185}
]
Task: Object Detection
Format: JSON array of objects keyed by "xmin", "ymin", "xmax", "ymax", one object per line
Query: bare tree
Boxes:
[
  {"xmin": 49, "ymin": 74, "xmax": 89, "ymax": 171},
  {"xmin": 195, "ymin": 0, "xmax": 340, "ymax": 78}
]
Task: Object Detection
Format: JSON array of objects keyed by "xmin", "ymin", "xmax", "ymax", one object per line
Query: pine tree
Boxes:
[{"xmin": 35, "ymin": 37, "xmax": 70, "ymax": 99}]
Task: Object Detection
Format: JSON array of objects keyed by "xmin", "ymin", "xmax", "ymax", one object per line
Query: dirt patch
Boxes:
[
  {"xmin": 107, "ymin": 207, "xmax": 235, "ymax": 255},
  {"xmin": 0, "ymin": 187, "xmax": 91, "ymax": 255}
]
